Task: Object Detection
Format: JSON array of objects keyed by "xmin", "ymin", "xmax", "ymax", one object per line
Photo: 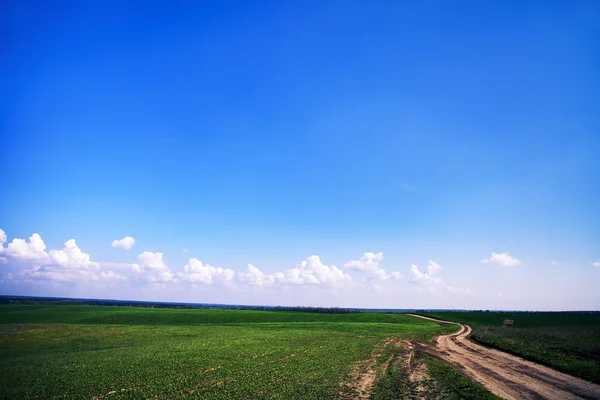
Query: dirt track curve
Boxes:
[{"xmin": 408, "ymin": 314, "xmax": 600, "ymax": 400}]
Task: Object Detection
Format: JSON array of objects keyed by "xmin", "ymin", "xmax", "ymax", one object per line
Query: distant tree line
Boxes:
[{"xmin": 0, "ymin": 296, "xmax": 360, "ymax": 314}]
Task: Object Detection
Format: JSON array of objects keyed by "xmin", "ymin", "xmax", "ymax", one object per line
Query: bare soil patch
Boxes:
[{"xmin": 341, "ymin": 338, "xmax": 440, "ymax": 399}]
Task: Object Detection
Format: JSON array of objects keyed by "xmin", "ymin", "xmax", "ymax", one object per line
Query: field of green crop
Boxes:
[
  {"xmin": 420, "ymin": 311, "xmax": 600, "ymax": 384},
  {"xmin": 0, "ymin": 305, "xmax": 455, "ymax": 399}
]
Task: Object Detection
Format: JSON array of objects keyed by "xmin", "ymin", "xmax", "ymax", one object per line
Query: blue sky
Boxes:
[{"xmin": 1, "ymin": 0, "xmax": 599, "ymax": 310}]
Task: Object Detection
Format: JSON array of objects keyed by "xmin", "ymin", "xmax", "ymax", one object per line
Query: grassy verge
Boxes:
[
  {"xmin": 422, "ymin": 353, "xmax": 500, "ymax": 399},
  {"xmin": 368, "ymin": 342, "xmax": 415, "ymax": 400}
]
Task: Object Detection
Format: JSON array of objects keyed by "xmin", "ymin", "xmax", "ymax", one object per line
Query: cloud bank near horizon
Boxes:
[
  {"xmin": 0, "ymin": 229, "xmax": 376, "ymax": 290},
  {"xmin": 1, "ymin": 228, "xmax": 598, "ymax": 310}
]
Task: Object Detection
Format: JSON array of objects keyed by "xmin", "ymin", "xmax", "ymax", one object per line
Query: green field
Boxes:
[
  {"xmin": 420, "ymin": 311, "xmax": 600, "ymax": 384},
  {"xmin": 0, "ymin": 305, "xmax": 457, "ymax": 399}
]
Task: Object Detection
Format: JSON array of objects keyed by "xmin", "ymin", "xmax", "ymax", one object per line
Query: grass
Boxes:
[
  {"xmin": 0, "ymin": 305, "xmax": 455, "ymax": 399},
  {"xmin": 420, "ymin": 311, "xmax": 600, "ymax": 384},
  {"xmin": 368, "ymin": 341, "xmax": 414, "ymax": 400}
]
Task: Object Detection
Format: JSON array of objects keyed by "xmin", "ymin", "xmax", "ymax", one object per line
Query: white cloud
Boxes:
[
  {"xmin": 0, "ymin": 233, "xmax": 49, "ymax": 263},
  {"xmin": 131, "ymin": 252, "xmax": 174, "ymax": 283},
  {"xmin": 426, "ymin": 260, "xmax": 442, "ymax": 276},
  {"xmin": 390, "ymin": 271, "xmax": 402, "ymax": 279},
  {"xmin": 0, "ymin": 230, "xmax": 106, "ymax": 282},
  {"xmin": 551, "ymin": 260, "xmax": 558, "ymax": 266},
  {"xmin": 370, "ymin": 269, "xmax": 388, "ymax": 280},
  {"xmin": 370, "ymin": 268, "xmax": 402, "ymax": 281},
  {"xmin": 344, "ymin": 252, "xmax": 384, "ymax": 271},
  {"xmin": 178, "ymin": 258, "xmax": 235, "ymax": 285},
  {"xmin": 49, "ymin": 239, "xmax": 99, "ymax": 269},
  {"xmin": 111, "ymin": 236, "xmax": 135, "ymax": 250},
  {"xmin": 481, "ymin": 252, "xmax": 521, "ymax": 267},
  {"xmin": 280, "ymin": 255, "xmax": 351, "ymax": 286},
  {"xmin": 408, "ymin": 261, "xmax": 442, "ymax": 285},
  {"xmin": 20, "ymin": 239, "xmax": 99, "ymax": 282},
  {"xmin": 344, "ymin": 252, "xmax": 401, "ymax": 281},
  {"xmin": 592, "ymin": 261, "xmax": 600, "ymax": 267},
  {"xmin": 0, "ymin": 229, "xmax": 6, "ymax": 244},
  {"xmin": 239, "ymin": 256, "xmax": 355, "ymax": 287},
  {"xmin": 239, "ymin": 264, "xmax": 277, "ymax": 287}
]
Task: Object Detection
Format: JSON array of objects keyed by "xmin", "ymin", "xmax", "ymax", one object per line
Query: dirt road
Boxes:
[{"xmin": 409, "ymin": 314, "xmax": 600, "ymax": 400}]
